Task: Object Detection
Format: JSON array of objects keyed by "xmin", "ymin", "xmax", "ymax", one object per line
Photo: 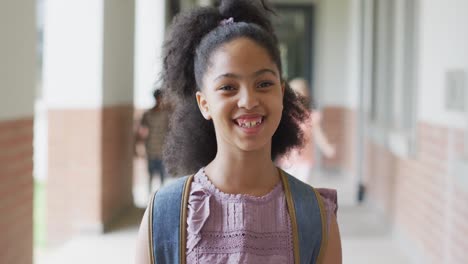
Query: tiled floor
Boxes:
[
  {"xmin": 339, "ymin": 205, "xmax": 412, "ymax": 264},
  {"xmin": 34, "ymin": 207, "xmax": 144, "ymax": 264}
]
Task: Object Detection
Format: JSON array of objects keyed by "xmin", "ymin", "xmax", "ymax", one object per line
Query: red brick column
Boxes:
[
  {"xmin": 47, "ymin": 106, "xmax": 134, "ymax": 244},
  {"xmin": 0, "ymin": 118, "xmax": 34, "ymax": 264},
  {"xmin": 321, "ymin": 106, "xmax": 357, "ymax": 174},
  {"xmin": 101, "ymin": 106, "xmax": 134, "ymax": 226},
  {"xmin": 365, "ymin": 141, "xmax": 397, "ymax": 214}
]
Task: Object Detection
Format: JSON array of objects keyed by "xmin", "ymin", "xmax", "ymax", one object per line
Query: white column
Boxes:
[
  {"xmin": 43, "ymin": 0, "xmax": 104, "ymax": 109},
  {"xmin": 314, "ymin": 0, "xmax": 351, "ymax": 107},
  {"xmin": 134, "ymin": 0, "xmax": 167, "ymax": 109},
  {"xmin": 0, "ymin": 0, "xmax": 36, "ymax": 120},
  {"xmin": 417, "ymin": 0, "xmax": 468, "ymax": 127},
  {"xmin": 102, "ymin": 0, "xmax": 135, "ymax": 106}
]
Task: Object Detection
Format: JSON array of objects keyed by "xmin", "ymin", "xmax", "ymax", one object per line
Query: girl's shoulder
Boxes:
[
  {"xmin": 149, "ymin": 175, "xmax": 192, "ymax": 213},
  {"xmin": 316, "ymin": 188, "xmax": 338, "ymax": 218},
  {"xmin": 284, "ymin": 172, "xmax": 338, "ymax": 218}
]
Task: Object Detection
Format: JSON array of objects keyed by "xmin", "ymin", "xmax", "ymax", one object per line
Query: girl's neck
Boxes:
[{"xmin": 204, "ymin": 144, "xmax": 280, "ymax": 196}]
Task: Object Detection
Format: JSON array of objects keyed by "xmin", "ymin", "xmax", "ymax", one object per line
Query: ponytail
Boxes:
[
  {"xmin": 161, "ymin": 7, "xmax": 222, "ymax": 100},
  {"xmin": 217, "ymin": 0, "xmax": 276, "ymax": 39}
]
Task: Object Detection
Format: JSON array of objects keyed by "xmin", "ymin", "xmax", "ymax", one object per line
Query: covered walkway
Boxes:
[{"xmin": 1, "ymin": 0, "xmax": 467, "ymax": 263}]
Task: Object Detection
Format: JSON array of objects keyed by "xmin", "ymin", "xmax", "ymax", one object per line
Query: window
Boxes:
[
  {"xmin": 366, "ymin": 0, "xmax": 418, "ymax": 157},
  {"xmin": 369, "ymin": 0, "xmax": 395, "ymax": 128}
]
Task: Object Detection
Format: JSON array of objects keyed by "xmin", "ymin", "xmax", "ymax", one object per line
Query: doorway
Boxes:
[{"xmin": 272, "ymin": 4, "xmax": 315, "ymax": 94}]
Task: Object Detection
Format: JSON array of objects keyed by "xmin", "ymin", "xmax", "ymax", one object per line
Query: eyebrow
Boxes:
[{"xmin": 213, "ymin": 68, "xmax": 278, "ymax": 81}]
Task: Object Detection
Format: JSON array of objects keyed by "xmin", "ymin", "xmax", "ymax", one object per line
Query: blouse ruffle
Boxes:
[{"xmin": 186, "ymin": 180, "xmax": 211, "ymax": 252}]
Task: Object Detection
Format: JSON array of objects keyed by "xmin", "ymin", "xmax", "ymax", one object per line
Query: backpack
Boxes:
[{"xmin": 148, "ymin": 169, "xmax": 328, "ymax": 264}]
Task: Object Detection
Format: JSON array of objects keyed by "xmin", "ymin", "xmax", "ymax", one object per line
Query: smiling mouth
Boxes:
[{"xmin": 234, "ymin": 116, "xmax": 265, "ymax": 128}]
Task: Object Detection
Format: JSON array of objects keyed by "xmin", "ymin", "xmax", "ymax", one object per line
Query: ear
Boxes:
[{"xmin": 196, "ymin": 91, "xmax": 212, "ymax": 120}]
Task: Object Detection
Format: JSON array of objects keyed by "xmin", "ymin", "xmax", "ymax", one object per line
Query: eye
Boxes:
[
  {"xmin": 219, "ymin": 85, "xmax": 236, "ymax": 91},
  {"xmin": 257, "ymin": 81, "xmax": 274, "ymax": 89}
]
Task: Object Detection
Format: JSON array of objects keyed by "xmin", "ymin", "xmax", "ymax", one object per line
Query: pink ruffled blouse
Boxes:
[{"xmin": 186, "ymin": 168, "xmax": 337, "ymax": 264}]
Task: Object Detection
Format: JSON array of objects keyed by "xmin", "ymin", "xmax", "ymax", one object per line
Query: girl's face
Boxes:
[{"xmin": 196, "ymin": 37, "xmax": 285, "ymax": 154}]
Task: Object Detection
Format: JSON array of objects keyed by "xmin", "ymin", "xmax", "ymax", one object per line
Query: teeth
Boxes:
[{"xmin": 238, "ymin": 119, "xmax": 262, "ymax": 128}]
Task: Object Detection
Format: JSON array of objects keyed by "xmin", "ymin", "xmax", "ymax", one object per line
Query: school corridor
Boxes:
[{"xmin": 1, "ymin": 0, "xmax": 467, "ymax": 263}]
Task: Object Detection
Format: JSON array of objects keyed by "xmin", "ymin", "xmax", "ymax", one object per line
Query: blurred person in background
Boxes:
[
  {"xmin": 135, "ymin": 89, "xmax": 170, "ymax": 193},
  {"xmin": 278, "ymin": 77, "xmax": 336, "ymax": 182}
]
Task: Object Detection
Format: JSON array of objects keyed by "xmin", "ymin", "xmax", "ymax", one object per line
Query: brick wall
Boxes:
[
  {"xmin": 322, "ymin": 106, "xmax": 468, "ymax": 262},
  {"xmin": 366, "ymin": 122, "xmax": 468, "ymax": 263},
  {"xmin": 321, "ymin": 106, "xmax": 357, "ymax": 174},
  {"xmin": 0, "ymin": 118, "xmax": 34, "ymax": 264},
  {"xmin": 101, "ymin": 106, "xmax": 134, "ymax": 226},
  {"xmin": 47, "ymin": 106, "xmax": 134, "ymax": 244},
  {"xmin": 365, "ymin": 141, "xmax": 398, "ymax": 215},
  {"xmin": 47, "ymin": 108, "xmax": 101, "ymax": 244}
]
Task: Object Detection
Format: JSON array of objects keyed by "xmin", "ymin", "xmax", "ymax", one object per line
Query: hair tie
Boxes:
[{"xmin": 219, "ymin": 17, "xmax": 235, "ymax": 26}]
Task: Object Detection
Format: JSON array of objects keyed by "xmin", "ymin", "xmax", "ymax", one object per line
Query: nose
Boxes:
[{"xmin": 237, "ymin": 87, "xmax": 259, "ymax": 110}]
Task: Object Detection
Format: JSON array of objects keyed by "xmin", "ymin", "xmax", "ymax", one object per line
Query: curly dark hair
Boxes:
[{"xmin": 161, "ymin": 0, "xmax": 310, "ymax": 176}]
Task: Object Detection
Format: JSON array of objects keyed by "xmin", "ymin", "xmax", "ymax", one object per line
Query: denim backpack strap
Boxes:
[
  {"xmin": 149, "ymin": 175, "xmax": 194, "ymax": 264},
  {"xmin": 281, "ymin": 170, "xmax": 326, "ymax": 264},
  {"xmin": 311, "ymin": 187, "xmax": 329, "ymax": 263}
]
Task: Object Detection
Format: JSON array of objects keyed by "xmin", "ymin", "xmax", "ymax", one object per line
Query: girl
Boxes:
[{"xmin": 136, "ymin": 1, "xmax": 341, "ymax": 263}]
